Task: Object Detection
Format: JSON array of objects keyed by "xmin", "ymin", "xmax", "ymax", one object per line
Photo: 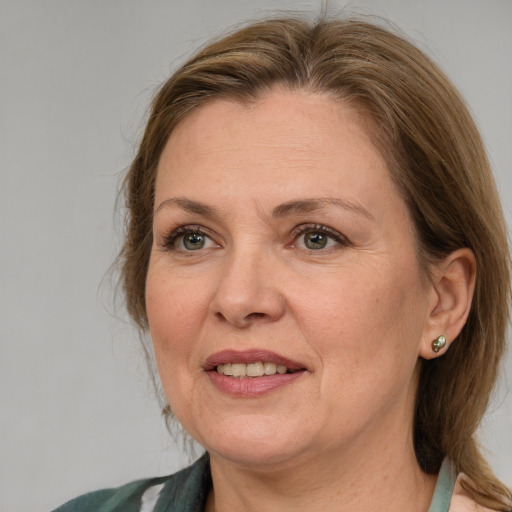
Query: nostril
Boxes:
[
  {"xmin": 246, "ymin": 312, "xmax": 265, "ymax": 320},
  {"xmin": 214, "ymin": 310, "xmax": 267, "ymax": 326},
  {"xmin": 210, "ymin": 281, "xmax": 286, "ymax": 326}
]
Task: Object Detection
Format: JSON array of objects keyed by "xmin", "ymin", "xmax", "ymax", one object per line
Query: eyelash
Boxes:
[
  {"xmin": 160, "ymin": 223, "xmax": 350, "ymax": 253},
  {"xmin": 289, "ymin": 223, "xmax": 350, "ymax": 250},
  {"xmin": 161, "ymin": 225, "xmax": 216, "ymax": 252}
]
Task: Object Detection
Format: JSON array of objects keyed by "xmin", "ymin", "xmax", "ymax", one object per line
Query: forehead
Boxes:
[
  {"xmin": 156, "ymin": 89, "xmax": 392, "ymax": 198},
  {"xmin": 165, "ymin": 89, "xmax": 369, "ymax": 145}
]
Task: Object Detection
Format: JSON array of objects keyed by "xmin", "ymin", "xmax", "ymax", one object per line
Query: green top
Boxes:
[
  {"xmin": 52, "ymin": 455, "xmax": 211, "ymax": 512},
  {"xmin": 428, "ymin": 458, "xmax": 457, "ymax": 512},
  {"xmin": 52, "ymin": 455, "xmax": 456, "ymax": 512}
]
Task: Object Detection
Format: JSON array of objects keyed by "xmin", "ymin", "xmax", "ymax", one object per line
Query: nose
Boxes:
[{"xmin": 210, "ymin": 247, "xmax": 286, "ymax": 328}]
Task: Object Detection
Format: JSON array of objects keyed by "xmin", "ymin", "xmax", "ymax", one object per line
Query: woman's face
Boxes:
[{"xmin": 146, "ymin": 89, "xmax": 438, "ymax": 468}]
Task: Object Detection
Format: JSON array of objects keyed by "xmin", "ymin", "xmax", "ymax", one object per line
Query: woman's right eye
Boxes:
[
  {"xmin": 163, "ymin": 227, "xmax": 218, "ymax": 252},
  {"xmin": 179, "ymin": 232, "xmax": 208, "ymax": 250}
]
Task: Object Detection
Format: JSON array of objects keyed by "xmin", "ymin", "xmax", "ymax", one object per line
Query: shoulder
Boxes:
[
  {"xmin": 449, "ymin": 474, "xmax": 512, "ymax": 512},
  {"xmin": 50, "ymin": 476, "xmax": 169, "ymax": 512},
  {"xmin": 51, "ymin": 454, "xmax": 210, "ymax": 512}
]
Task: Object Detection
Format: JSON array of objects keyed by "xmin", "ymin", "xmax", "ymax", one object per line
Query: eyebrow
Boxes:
[
  {"xmin": 154, "ymin": 197, "xmax": 221, "ymax": 217},
  {"xmin": 154, "ymin": 196, "xmax": 373, "ymax": 221},
  {"xmin": 271, "ymin": 198, "xmax": 374, "ymax": 220}
]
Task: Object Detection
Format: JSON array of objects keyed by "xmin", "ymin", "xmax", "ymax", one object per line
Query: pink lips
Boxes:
[
  {"xmin": 204, "ymin": 349, "xmax": 305, "ymax": 371},
  {"xmin": 204, "ymin": 349, "xmax": 307, "ymax": 397}
]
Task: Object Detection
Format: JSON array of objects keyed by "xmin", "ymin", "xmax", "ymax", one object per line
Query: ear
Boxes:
[{"xmin": 419, "ymin": 248, "xmax": 476, "ymax": 360}]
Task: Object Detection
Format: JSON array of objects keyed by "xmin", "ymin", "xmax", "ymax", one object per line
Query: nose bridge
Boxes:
[{"xmin": 210, "ymin": 240, "xmax": 284, "ymax": 327}]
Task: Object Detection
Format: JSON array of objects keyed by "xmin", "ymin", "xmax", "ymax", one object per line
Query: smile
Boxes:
[
  {"xmin": 205, "ymin": 349, "xmax": 307, "ymax": 397},
  {"xmin": 205, "ymin": 349, "xmax": 307, "ymax": 373},
  {"xmin": 216, "ymin": 362, "xmax": 293, "ymax": 377}
]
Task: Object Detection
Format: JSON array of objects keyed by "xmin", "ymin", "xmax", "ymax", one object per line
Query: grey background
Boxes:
[{"xmin": 1, "ymin": 1, "xmax": 511, "ymax": 510}]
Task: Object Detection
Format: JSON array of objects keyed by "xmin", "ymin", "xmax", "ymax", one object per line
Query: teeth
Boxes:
[
  {"xmin": 246, "ymin": 362, "xmax": 264, "ymax": 377},
  {"xmin": 216, "ymin": 361, "xmax": 292, "ymax": 378},
  {"xmin": 231, "ymin": 363, "xmax": 246, "ymax": 377},
  {"xmin": 263, "ymin": 362, "xmax": 276, "ymax": 375}
]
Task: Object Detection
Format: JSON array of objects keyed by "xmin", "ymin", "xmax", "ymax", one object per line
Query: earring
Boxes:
[{"xmin": 432, "ymin": 335, "xmax": 447, "ymax": 353}]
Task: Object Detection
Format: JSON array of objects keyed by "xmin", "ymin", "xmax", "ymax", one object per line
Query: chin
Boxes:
[{"xmin": 190, "ymin": 415, "xmax": 315, "ymax": 468}]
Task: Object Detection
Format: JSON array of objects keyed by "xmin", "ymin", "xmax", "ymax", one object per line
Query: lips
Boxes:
[
  {"xmin": 216, "ymin": 362, "xmax": 289, "ymax": 377},
  {"xmin": 204, "ymin": 349, "xmax": 308, "ymax": 397},
  {"xmin": 204, "ymin": 349, "xmax": 306, "ymax": 372}
]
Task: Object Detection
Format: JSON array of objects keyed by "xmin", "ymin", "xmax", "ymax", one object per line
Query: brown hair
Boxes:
[{"xmin": 119, "ymin": 17, "xmax": 511, "ymax": 509}]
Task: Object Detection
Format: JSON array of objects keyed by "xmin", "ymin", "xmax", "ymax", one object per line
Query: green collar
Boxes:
[{"xmin": 427, "ymin": 459, "xmax": 457, "ymax": 512}]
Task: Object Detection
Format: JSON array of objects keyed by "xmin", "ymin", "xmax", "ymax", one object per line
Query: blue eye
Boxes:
[
  {"xmin": 302, "ymin": 232, "xmax": 330, "ymax": 250},
  {"xmin": 182, "ymin": 232, "xmax": 207, "ymax": 250},
  {"xmin": 293, "ymin": 225, "xmax": 348, "ymax": 251},
  {"xmin": 164, "ymin": 226, "xmax": 218, "ymax": 252}
]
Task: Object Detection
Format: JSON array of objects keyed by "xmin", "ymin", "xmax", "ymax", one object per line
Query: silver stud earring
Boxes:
[{"xmin": 432, "ymin": 335, "xmax": 447, "ymax": 353}]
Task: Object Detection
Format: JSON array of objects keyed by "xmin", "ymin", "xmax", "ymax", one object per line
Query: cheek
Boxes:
[
  {"xmin": 295, "ymin": 261, "xmax": 426, "ymax": 373},
  {"xmin": 145, "ymin": 268, "xmax": 208, "ymax": 371},
  {"xmin": 145, "ymin": 270, "xmax": 211, "ymax": 428}
]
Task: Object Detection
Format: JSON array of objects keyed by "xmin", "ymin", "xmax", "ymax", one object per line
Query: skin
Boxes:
[{"xmin": 146, "ymin": 88, "xmax": 475, "ymax": 512}]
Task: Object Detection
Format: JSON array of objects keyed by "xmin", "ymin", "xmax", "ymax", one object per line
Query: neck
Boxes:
[
  {"xmin": 205, "ymin": 403, "xmax": 437, "ymax": 512},
  {"xmin": 207, "ymin": 446, "xmax": 436, "ymax": 512}
]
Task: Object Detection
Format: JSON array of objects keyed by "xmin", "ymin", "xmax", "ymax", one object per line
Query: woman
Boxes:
[{"xmin": 53, "ymin": 16, "xmax": 512, "ymax": 512}]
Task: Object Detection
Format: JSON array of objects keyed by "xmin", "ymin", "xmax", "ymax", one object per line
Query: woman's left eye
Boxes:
[{"xmin": 293, "ymin": 225, "xmax": 348, "ymax": 251}]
